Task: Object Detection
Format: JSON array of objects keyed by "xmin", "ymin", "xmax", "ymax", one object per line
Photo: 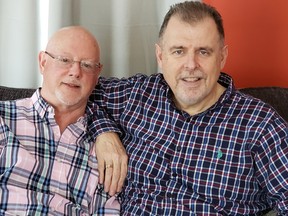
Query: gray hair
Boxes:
[{"xmin": 159, "ymin": 1, "xmax": 225, "ymax": 43}]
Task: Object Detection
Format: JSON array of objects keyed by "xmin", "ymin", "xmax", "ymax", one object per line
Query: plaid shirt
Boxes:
[
  {"xmin": 0, "ymin": 90, "xmax": 120, "ymax": 216},
  {"xmin": 90, "ymin": 72, "xmax": 288, "ymax": 215}
]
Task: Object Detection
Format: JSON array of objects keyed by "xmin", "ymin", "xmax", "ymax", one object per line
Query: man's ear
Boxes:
[
  {"xmin": 220, "ymin": 45, "xmax": 228, "ymax": 69},
  {"xmin": 38, "ymin": 51, "xmax": 46, "ymax": 74},
  {"xmin": 99, "ymin": 63, "xmax": 103, "ymax": 73},
  {"xmin": 155, "ymin": 43, "xmax": 163, "ymax": 69}
]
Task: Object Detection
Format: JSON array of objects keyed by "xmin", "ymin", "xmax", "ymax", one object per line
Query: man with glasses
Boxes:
[{"xmin": 0, "ymin": 26, "xmax": 127, "ymax": 215}]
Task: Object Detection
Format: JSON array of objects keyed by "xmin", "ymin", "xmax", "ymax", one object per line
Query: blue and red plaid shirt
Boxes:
[{"xmin": 90, "ymin": 72, "xmax": 288, "ymax": 215}]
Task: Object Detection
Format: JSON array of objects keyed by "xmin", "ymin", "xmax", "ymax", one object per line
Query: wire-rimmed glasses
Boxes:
[{"xmin": 44, "ymin": 51, "xmax": 101, "ymax": 73}]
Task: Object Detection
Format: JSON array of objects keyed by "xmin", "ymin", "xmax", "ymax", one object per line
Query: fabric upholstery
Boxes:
[
  {"xmin": 240, "ymin": 87, "xmax": 288, "ymax": 122},
  {"xmin": 0, "ymin": 86, "xmax": 35, "ymax": 101},
  {"xmin": 0, "ymin": 85, "xmax": 287, "ymax": 122}
]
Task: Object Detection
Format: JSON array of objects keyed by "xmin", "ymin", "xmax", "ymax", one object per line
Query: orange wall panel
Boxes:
[{"xmin": 204, "ymin": 0, "xmax": 288, "ymax": 88}]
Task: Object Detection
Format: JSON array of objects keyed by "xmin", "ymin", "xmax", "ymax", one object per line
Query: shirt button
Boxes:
[
  {"xmin": 176, "ymin": 146, "xmax": 181, "ymax": 151},
  {"xmin": 167, "ymin": 192, "xmax": 174, "ymax": 198},
  {"xmin": 172, "ymin": 173, "xmax": 177, "ymax": 178},
  {"xmin": 156, "ymin": 196, "xmax": 163, "ymax": 202}
]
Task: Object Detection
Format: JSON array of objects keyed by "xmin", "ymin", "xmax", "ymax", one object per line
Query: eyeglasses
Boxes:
[{"xmin": 44, "ymin": 51, "xmax": 101, "ymax": 73}]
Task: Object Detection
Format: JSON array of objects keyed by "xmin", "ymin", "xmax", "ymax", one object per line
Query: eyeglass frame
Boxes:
[{"xmin": 44, "ymin": 51, "xmax": 102, "ymax": 73}]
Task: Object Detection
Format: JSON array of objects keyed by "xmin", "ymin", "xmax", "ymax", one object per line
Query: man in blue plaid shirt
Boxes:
[{"xmin": 90, "ymin": 1, "xmax": 288, "ymax": 215}]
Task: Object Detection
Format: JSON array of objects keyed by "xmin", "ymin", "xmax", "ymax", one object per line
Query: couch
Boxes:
[
  {"xmin": 0, "ymin": 85, "xmax": 287, "ymax": 122},
  {"xmin": 240, "ymin": 86, "xmax": 288, "ymax": 122},
  {"xmin": 0, "ymin": 85, "xmax": 287, "ymax": 215}
]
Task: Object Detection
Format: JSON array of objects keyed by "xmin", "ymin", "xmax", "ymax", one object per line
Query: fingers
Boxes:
[
  {"xmin": 104, "ymin": 158, "xmax": 122, "ymax": 196},
  {"xmin": 104, "ymin": 153, "xmax": 128, "ymax": 196},
  {"xmin": 103, "ymin": 162, "xmax": 114, "ymax": 195},
  {"xmin": 105, "ymin": 162, "xmax": 119, "ymax": 196},
  {"xmin": 95, "ymin": 132, "xmax": 128, "ymax": 196},
  {"xmin": 98, "ymin": 159, "xmax": 105, "ymax": 185},
  {"xmin": 117, "ymin": 157, "xmax": 128, "ymax": 193},
  {"xmin": 105, "ymin": 164, "xmax": 113, "ymax": 169}
]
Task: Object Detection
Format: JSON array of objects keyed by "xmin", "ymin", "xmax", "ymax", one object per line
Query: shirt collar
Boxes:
[
  {"xmin": 31, "ymin": 88, "xmax": 52, "ymax": 119},
  {"xmin": 31, "ymin": 88, "xmax": 93, "ymax": 126},
  {"xmin": 217, "ymin": 72, "xmax": 236, "ymax": 104},
  {"xmin": 159, "ymin": 72, "xmax": 236, "ymax": 116}
]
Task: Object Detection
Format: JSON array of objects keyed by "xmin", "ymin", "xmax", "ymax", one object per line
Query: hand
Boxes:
[{"xmin": 95, "ymin": 132, "xmax": 128, "ymax": 196}]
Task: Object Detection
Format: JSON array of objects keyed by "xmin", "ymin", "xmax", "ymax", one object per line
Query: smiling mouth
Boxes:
[
  {"xmin": 182, "ymin": 77, "xmax": 202, "ymax": 82},
  {"xmin": 63, "ymin": 82, "xmax": 80, "ymax": 88}
]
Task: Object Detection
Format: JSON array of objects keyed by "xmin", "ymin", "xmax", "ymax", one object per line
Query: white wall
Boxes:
[
  {"xmin": 0, "ymin": 0, "xmax": 40, "ymax": 88},
  {"xmin": 0, "ymin": 0, "xmax": 187, "ymax": 88}
]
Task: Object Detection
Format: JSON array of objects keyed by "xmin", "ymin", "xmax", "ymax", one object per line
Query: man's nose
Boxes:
[
  {"xmin": 184, "ymin": 53, "xmax": 199, "ymax": 70},
  {"xmin": 68, "ymin": 61, "xmax": 82, "ymax": 77}
]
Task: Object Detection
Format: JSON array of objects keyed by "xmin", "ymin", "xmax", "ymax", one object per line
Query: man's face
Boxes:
[
  {"xmin": 156, "ymin": 16, "xmax": 228, "ymax": 114},
  {"xmin": 39, "ymin": 29, "xmax": 101, "ymax": 110}
]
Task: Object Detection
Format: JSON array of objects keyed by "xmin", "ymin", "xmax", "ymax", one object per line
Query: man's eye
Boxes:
[
  {"xmin": 173, "ymin": 50, "xmax": 184, "ymax": 55},
  {"xmin": 199, "ymin": 50, "xmax": 209, "ymax": 56},
  {"xmin": 81, "ymin": 62, "xmax": 93, "ymax": 69},
  {"xmin": 59, "ymin": 57, "xmax": 71, "ymax": 63}
]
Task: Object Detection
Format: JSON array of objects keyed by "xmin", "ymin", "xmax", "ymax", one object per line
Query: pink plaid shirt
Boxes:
[{"xmin": 0, "ymin": 90, "xmax": 120, "ymax": 215}]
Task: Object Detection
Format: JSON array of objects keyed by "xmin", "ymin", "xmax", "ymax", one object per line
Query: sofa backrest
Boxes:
[
  {"xmin": 0, "ymin": 85, "xmax": 35, "ymax": 101},
  {"xmin": 0, "ymin": 85, "xmax": 287, "ymax": 122},
  {"xmin": 240, "ymin": 87, "xmax": 288, "ymax": 122}
]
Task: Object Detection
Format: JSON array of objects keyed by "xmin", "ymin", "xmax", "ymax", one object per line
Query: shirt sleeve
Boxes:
[
  {"xmin": 88, "ymin": 74, "xmax": 147, "ymax": 139},
  {"xmin": 255, "ymin": 116, "xmax": 288, "ymax": 214}
]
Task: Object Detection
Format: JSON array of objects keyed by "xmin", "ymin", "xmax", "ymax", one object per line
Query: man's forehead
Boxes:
[{"xmin": 162, "ymin": 17, "xmax": 219, "ymax": 44}]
